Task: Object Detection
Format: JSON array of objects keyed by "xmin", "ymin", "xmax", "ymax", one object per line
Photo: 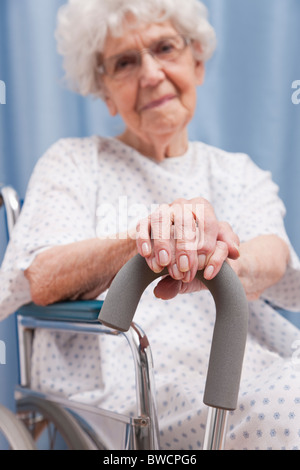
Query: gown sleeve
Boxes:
[
  {"xmin": 234, "ymin": 154, "xmax": 300, "ymax": 312},
  {"xmin": 0, "ymin": 138, "xmax": 99, "ymax": 320}
]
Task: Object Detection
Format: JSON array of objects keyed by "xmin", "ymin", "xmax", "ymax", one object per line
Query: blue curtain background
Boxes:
[{"xmin": 0, "ymin": 0, "xmax": 300, "ymax": 436}]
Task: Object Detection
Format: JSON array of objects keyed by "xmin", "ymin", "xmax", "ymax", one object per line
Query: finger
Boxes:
[
  {"xmin": 151, "ymin": 204, "xmax": 172, "ymax": 267},
  {"xmin": 172, "ymin": 202, "xmax": 198, "ymax": 275},
  {"xmin": 167, "ymin": 233, "xmax": 184, "ymax": 280},
  {"xmin": 154, "ymin": 276, "xmax": 182, "ymax": 300},
  {"xmin": 136, "ymin": 216, "xmax": 152, "ymax": 257},
  {"xmin": 192, "ymin": 199, "xmax": 219, "ymax": 257},
  {"xmin": 178, "ymin": 277, "xmax": 207, "ymax": 295},
  {"xmin": 136, "ymin": 216, "xmax": 164, "ymax": 273},
  {"xmin": 203, "ymin": 240, "xmax": 229, "ymax": 280},
  {"xmin": 147, "ymin": 255, "xmax": 165, "ymax": 273},
  {"xmin": 154, "ymin": 275, "xmax": 207, "ymax": 300},
  {"xmin": 218, "ymin": 221, "xmax": 240, "ymax": 259}
]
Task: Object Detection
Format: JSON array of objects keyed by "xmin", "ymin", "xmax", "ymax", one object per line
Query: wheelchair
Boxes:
[{"xmin": 0, "ymin": 184, "xmax": 249, "ymax": 450}]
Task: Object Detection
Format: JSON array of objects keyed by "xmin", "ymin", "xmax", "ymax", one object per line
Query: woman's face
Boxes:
[{"xmin": 101, "ymin": 20, "xmax": 205, "ymax": 158}]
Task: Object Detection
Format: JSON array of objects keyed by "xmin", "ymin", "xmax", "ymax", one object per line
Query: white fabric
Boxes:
[{"xmin": 1, "ymin": 136, "xmax": 300, "ymax": 450}]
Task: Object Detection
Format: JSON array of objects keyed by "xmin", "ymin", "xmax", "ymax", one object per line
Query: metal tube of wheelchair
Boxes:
[
  {"xmin": 124, "ymin": 323, "xmax": 160, "ymax": 450},
  {"xmin": 0, "ymin": 186, "xmax": 21, "ymax": 237},
  {"xmin": 203, "ymin": 407, "xmax": 229, "ymax": 450}
]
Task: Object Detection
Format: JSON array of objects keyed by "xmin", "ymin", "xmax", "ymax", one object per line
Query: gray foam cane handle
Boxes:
[{"xmin": 98, "ymin": 254, "xmax": 248, "ymax": 411}]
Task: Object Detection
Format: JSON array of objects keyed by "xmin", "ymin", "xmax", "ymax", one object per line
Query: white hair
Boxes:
[{"xmin": 55, "ymin": 0, "xmax": 217, "ymax": 99}]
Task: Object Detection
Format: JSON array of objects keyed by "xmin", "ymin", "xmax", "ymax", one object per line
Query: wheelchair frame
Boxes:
[
  {"xmin": 16, "ymin": 310, "xmax": 160, "ymax": 450},
  {"xmin": 1, "ymin": 185, "xmax": 159, "ymax": 450}
]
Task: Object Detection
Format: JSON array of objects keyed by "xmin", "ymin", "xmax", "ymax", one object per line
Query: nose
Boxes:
[{"xmin": 139, "ymin": 52, "xmax": 165, "ymax": 88}]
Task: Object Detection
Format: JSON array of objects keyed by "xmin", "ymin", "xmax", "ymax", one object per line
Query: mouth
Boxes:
[{"xmin": 140, "ymin": 94, "xmax": 177, "ymax": 111}]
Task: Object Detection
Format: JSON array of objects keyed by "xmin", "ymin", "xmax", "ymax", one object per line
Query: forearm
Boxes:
[
  {"xmin": 227, "ymin": 235, "xmax": 290, "ymax": 300},
  {"xmin": 25, "ymin": 236, "xmax": 138, "ymax": 306}
]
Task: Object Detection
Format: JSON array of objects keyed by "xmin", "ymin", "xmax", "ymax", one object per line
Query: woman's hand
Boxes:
[
  {"xmin": 136, "ymin": 198, "xmax": 240, "ymax": 299},
  {"xmin": 226, "ymin": 235, "xmax": 289, "ymax": 301}
]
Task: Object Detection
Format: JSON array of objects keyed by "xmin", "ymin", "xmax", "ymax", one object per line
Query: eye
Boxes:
[
  {"xmin": 113, "ymin": 53, "xmax": 138, "ymax": 72},
  {"xmin": 155, "ymin": 39, "xmax": 177, "ymax": 56}
]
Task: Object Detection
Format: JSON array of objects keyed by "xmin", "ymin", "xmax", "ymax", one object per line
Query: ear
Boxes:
[{"xmin": 195, "ymin": 60, "xmax": 205, "ymax": 86}]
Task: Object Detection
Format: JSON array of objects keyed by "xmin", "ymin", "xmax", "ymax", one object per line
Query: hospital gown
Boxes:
[{"xmin": 1, "ymin": 136, "xmax": 300, "ymax": 450}]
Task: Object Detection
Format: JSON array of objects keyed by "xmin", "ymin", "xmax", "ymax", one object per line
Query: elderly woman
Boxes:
[{"xmin": 1, "ymin": 0, "xmax": 300, "ymax": 450}]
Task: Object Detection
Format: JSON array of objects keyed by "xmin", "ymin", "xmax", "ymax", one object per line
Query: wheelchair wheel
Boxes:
[
  {"xmin": 0, "ymin": 404, "xmax": 36, "ymax": 450},
  {"xmin": 16, "ymin": 397, "xmax": 96, "ymax": 450}
]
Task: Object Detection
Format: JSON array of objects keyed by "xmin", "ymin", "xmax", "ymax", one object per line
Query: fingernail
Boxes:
[
  {"xmin": 142, "ymin": 242, "xmax": 150, "ymax": 256},
  {"xmin": 182, "ymin": 271, "xmax": 191, "ymax": 283},
  {"xmin": 173, "ymin": 263, "xmax": 183, "ymax": 280},
  {"xmin": 234, "ymin": 243, "xmax": 240, "ymax": 256},
  {"xmin": 179, "ymin": 255, "xmax": 189, "ymax": 272},
  {"xmin": 204, "ymin": 265, "xmax": 214, "ymax": 279},
  {"xmin": 159, "ymin": 249, "xmax": 169, "ymax": 266},
  {"xmin": 152, "ymin": 257, "xmax": 162, "ymax": 273},
  {"xmin": 198, "ymin": 254, "xmax": 206, "ymax": 270}
]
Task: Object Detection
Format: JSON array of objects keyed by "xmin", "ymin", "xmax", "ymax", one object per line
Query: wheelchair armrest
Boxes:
[{"xmin": 17, "ymin": 300, "xmax": 103, "ymax": 324}]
